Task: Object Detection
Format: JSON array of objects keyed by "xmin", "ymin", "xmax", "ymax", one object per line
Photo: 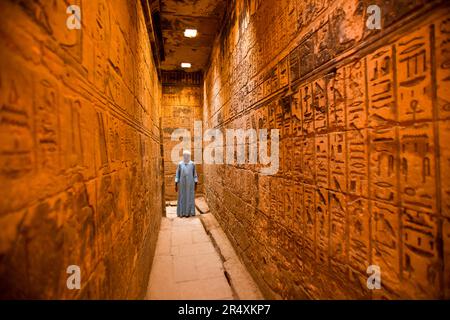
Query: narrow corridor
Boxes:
[{"xmin": 1, "ymin": 0, "xmax": 450, "ymax": 301}]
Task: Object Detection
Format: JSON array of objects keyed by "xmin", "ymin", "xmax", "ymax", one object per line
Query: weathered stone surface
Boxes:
[
  {"xmin": 146, "ymin": 214, "xmax": 235, "ymax": 300},
  {"xmin": 199, "ymin": 213, "xmax": 264, "ymax": 300},
  {"xmin": 0, "ymin": 0, "xmax": 163, "ymax": 299},
  {"xmin": 1, "ymin": 0, "xmax": 450, "ymax": 301},
  {"xmin": 203, "ymin": 0, "xmax": 450, "ymax": 299},
  {"xmin": 195, "ymin": 197, "xmax": 210, "ymax": 214}
]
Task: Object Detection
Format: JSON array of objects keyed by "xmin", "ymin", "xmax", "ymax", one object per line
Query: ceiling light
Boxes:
[
  {"xmin": 181, "ymin": 62, "xmax": 191, "ymax": 68},
  {"xmin": 184, "ymin": 29, "xmax": 198, "ymax": 38}
]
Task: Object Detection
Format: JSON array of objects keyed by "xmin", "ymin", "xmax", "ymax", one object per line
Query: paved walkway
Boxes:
[{"xmin": 146, "ymin": 206, "xmax": 235, "ymax": 300}]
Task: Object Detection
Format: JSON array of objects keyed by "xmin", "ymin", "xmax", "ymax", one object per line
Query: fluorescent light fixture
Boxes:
[
  {"xmin": 184, "ymin": 29, "xmax": 198, "ymax": 38},
  {"xmin": 181, "ymin": 62, "xmax": 191, "ymax": 68}
]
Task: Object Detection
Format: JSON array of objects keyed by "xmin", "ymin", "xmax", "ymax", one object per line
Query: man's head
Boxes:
[{"xmin": 183, "ymin": 150, "xmax": 191, "ymax": 163}]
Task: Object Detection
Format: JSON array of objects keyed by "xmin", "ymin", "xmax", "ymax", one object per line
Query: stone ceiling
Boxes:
[{"xmin": 157, "ymin": 0, "xmax": 228, "ymax": 72}]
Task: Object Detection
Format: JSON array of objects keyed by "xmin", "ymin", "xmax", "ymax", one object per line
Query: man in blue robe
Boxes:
[{"xmin": 175, "ymin": 151, "xmax": 198, "ymax": 217}]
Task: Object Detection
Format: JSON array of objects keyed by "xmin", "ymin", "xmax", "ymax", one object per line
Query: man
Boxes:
[{"xmin": 175, "ymin": 150, "xmax": 198, "ymax": 217}]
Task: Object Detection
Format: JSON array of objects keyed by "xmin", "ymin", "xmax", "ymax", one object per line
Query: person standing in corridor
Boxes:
[{"xmin": 175, "ymin": 150, "xmax": 198, "ymax": 217}]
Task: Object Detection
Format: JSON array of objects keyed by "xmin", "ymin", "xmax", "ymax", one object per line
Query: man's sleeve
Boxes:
[
  {"xmin": 193, "ymin": 163, "xmax": 198, "ymax": 183},
  {"xmin": 175, "ymin": 163, "xmax": 180, "ymax": 183}
]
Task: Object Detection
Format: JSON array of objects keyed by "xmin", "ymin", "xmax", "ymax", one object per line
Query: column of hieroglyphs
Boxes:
[
  {"xmin": 0, "ymin": 0, "xmax": 163, "ymax": 299},
  {"xmin": 203, "ymin": 0, "xmax": 450, "ymax": 299}
]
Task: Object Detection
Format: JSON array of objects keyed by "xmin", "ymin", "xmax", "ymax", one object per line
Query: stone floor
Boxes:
[{"xmin": 146, "ymin": 206, "xmax": 235, "ymax": 300}]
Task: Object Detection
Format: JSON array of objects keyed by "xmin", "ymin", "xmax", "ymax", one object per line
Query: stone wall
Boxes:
[
  {"xmin": 0, "ymin": 0, "xmax": 163, "ymax": 299},
  {"xmin": 203, "ymin": 0, "xmax": 450, "ymax": 299},
  {"xmin": 161, "ymin": 71, "xmax": 204, "ymax": 201}
]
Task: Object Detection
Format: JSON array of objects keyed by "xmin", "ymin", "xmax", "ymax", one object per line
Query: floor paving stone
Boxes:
[{"xmin": 146, "ymin": 207, "xmax": 236, "ymax": 300}]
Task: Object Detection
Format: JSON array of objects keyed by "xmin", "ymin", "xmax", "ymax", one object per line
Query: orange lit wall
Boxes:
[
  {"xmin": 203, "ymin": 0, "xmax": 450, "ymax": 299},
  {"xmin": 0, "ymin": 0, "xmax": 163, "ymax": 299}
]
